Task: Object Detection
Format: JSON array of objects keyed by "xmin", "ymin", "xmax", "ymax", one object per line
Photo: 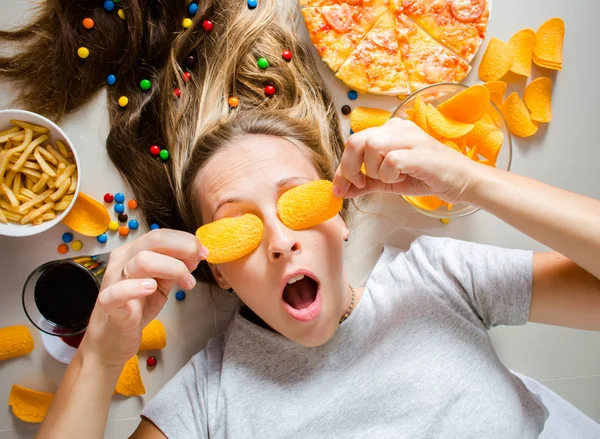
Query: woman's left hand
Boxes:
[{"xmin": 333, "ymin": 118, "xmax": 486, "ymax": 204}]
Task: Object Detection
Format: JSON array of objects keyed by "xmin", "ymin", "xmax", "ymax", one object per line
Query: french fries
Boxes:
[{"xmin": 0, "ymin": 120, "xmax": 78, "ymax": 226}]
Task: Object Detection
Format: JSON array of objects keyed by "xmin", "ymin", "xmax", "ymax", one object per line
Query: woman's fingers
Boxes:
[
  {"xmin": 97, "ymin": 279, "xmax": 157, "ymax": 313},
  {"xmin": 125, "ymin": 251, "xmax": 197, "ymax": 290}
]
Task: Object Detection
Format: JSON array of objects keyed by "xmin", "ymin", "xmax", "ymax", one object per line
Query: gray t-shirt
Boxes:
[{"xmin": 142, "ymin": 236, "xmax": 561, "ymax": 438}]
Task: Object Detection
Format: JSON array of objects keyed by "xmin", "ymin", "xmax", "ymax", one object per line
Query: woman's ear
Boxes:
[{"xmin": 209, "ymin": 265, "xmax": 231, "ymax": 290}]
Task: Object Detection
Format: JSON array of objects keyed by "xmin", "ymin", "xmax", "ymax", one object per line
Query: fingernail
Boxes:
[
  {"xmin": 198, "ymin": 245, "xmax": 209, "ymax": 260},
  {"xmin": 333, "ymin": 185, "xmax": 341, "ymax": 197},
  {"xmin": 141, "ymin": 280, "xmax": 157, "ymax": 291},
  {"xmin": 189, "ymin": 273, "xmax": 197, "ymax": 288}
]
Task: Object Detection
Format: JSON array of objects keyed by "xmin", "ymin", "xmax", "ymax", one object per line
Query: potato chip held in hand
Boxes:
[
  {"xmin": 533, "ymin": 18, "xmax": 565, "ymax": 70},
  {"xmin": 9, "ymin": 385, "xmax": 54, "ymax": 423},
  {"xmin": 523, "ymin": 77, "xmax": 553, "ymax": 123},
  {"xmin": 501, "ymin": 92, "xmax": 538, "ymax": 137},
  {"xmin": 196, "ymin": 214, "xmax": 263, "ymax": 264},
  {"xmin": 115, "ymin": 355, "xmax": 145, "ymax": 396},
  {"xmin": 408, "ymin": 96, "xmax": 428, "ymax": 132},
  {"xmin": 437, "ymin": 84, "xmax": 490, "ymax": 124},
  {"xmin": 0, "ymin": 325, "xmax": 34, "ymax": 361},
  {"xmin": 508, "ymin": 29, "xmax": 536, "ymax": 77},
  {"xmin": 278, "ymin": 180, "xmax": 343, "ymax": 230},
  {"xmin": 350, "ymin": 107, "xmax": 392, "ymax": 133},
  {"xmin": 478, "ymin": 38, "xmax": 514, "ymax": 82},
  {"xmin": 61, "ymin": 192, "xmax": 110, "ymax": 236},
  {"xmin": 426, "ymin": 104, "xmax": 474, "ymax": 139},
  {"xmin": 404, "ymin": 195, "xmax": 444, "ymax": 211}
]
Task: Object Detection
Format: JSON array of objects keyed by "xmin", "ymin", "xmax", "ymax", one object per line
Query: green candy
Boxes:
[
  {"xmin": 140, "ymin": 79, "xmax": 151, "ymax": 91},
  {"xmin": 159, "ymin": 149, "xmax": 169, "ymax": 161},
  {"xmin": 257, "ymin": 58, "xmax": 269, "ymax": 69}
]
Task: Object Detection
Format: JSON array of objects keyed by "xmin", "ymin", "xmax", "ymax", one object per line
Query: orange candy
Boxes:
[
  {"xmin": 228, "ymin": 97, "xmax": 239, "ymax": 108},
  {"xmin": 57, "ymin": 244, "xmax": 68, "ymax": 255},
  {"xmin": 127, "ymin": 200, "xmax": 138, "ymax": 210},
  {"xmin": 82, "ymin": 18, "xmax": 94, "ymax": 29},
  {"xmin": 119, "ymin": 226, "xmax": 130, "ymax": 236}
]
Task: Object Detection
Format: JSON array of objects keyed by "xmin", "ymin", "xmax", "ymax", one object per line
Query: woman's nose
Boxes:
[{"xmin": 266, "ymin": 222, "xmax": 301, "ymax": 262}]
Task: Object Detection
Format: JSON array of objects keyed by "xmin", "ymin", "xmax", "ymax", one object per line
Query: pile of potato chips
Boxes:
[{"xmin": 478, "ymin": 17, "xmax": 563, "ymax": 137}]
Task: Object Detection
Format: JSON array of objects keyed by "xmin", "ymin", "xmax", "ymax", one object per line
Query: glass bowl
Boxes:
[{"xmin": 392, "ymin": 83, "xmax": 512, "ymax": 218}]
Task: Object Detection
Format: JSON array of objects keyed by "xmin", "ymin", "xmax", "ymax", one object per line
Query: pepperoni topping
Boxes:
[
  {"xmin": 450, "ymin": 0, "xmax": 485, "ymax": 23},
  {"xmin": 321, "ymin": 4, "xmax": 353, "ymax": 32}
]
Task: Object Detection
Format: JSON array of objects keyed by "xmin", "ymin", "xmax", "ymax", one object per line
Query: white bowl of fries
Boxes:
[{"xmin": 0, "ymin": 109, "xmax": 80, "ymax": 237}]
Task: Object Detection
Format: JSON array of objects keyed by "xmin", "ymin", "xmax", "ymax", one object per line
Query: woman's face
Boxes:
[{"xmin": 196, "ymin": 135, "xmax": 349, "ymax": 347}]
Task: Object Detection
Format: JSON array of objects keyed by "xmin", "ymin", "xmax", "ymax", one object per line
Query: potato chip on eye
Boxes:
[
  {"xmin": 196, "ymin": 214, "xmax": 263, "ymax": 264},
  {"xmin": 278, "ymin": 180, "xmax": 343, "ymax": 230}
]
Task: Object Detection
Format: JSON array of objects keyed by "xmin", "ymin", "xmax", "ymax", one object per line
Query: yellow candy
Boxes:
[
  {"xmin": 77, "ymin": 47, "xmax": 89, "ymax": 59},
  {"xmin": 108, "ymin": 221, "xmax": 119, "ymax": 232},
  {"xmin": 9, "ymin": 385, "xmax": 54, "ymax": 423},
  {"xmin": 71, "ymin": 240, "xmax": 83, "ymax": 251},
  {"xmin": 440, "ymin": 218, "xmax": 451, "ymax": 225},
  {"xmin": 117, "ymin": 8, "xmax": 126, "ymax": 20},
  {"xmin": 118, "ymin": 96, "xmax": 129, "ymax": 107},
  {"xmin": 115, "ymin": 355, "xmax": 145, "ymax": 396},
  {"xmin": 0, "ymin": 326, "xmax": 34, "ymax": 361},
  {"xmin": 182, "ymin": 18, "xmax": 192, "ymax": 28},
  {"xmin": 277, "ymin": 180, "xmax": 342, "ymax": 230},
  {"xmin": 196, "ymin": 214, "xmax": 263, "ymax": 264}
]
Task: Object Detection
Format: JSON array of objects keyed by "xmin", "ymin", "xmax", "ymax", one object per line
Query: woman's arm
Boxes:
[{"xmin": 470, "ymin": 168, "xmax": 600, "ymax": 330}]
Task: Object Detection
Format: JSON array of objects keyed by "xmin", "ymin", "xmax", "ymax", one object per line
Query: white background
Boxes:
[{"xmin": 1, "ymin": 0, "xmax": 599, "ymax": 437}]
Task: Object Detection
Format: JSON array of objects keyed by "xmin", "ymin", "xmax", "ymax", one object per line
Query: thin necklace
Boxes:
[{"xmin": 339, "ymin": 285, "xmax": 356, "ymax": 324}]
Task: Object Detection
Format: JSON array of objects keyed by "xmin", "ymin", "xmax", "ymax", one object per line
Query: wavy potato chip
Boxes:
[
  {"xmin": 196, "ymin": 214, "xmax": 263, "ymax": 264},
  {"xmin": 115, "ymin": 355, "xmax": 145, "ymax": 397},
  {"xmin": 139, "ymin": 320, "xmax": 166, "ymax": 351},
  {"xmin": 9, "ymin": 385, "xmax": 54, "ymax": 423},
  {"xmin": 426, "ymin": 104, "xmax": 474, "ymax": 139},
  {"xmin": 0, "ymin": 325, "xmax": 34, "ymax": 361},
  {"xmin": 533, "ymin": 18, "xmax": 565, "ymax": 70},
  {"xmin": 437, "ymin": 85, "xmax": 490, "ymax": 124},
  {"xmin": 501, "ymin": 92, "xmax": 538, "ymax": 137},
  {"xmin": 278, "ymin": 180, "xmax": 342, "ymax": 230},
  {"xmin": 404, "ymin": 195, "xmax": 444, "ymax": 211},
  {"xmin": 409, "ymin": 96, "xmax": 428, "ymax": 132},
  {"xmin": 483, "ymin": 81, "xmax": 507, "ymax": 108},
  {"xmin": 478, "ymin": 38, "xmax": 514, "ymax": 82},
  {"xmin": 443, "ymin": 140, "xmax": 462, "ymax": 153},
  {"xmin": 466, "ymin": 145, "xmax": 478, "ymax": 160},
  {"xmin": 462, "ymin": 119, "xmax": 504, "ymax": 164},
  {"xmin": 508, "ymin": 29, "xmax": 536, "ymax": 77},
  {"xmin": 61, "ymin": 192, "xmax": 110, "ymax": 236},
  {"xmin": 523, "ymin": 77, "xmax": 553, "ymax": 123},
  {"xmin": 350, "ymin": 107, "xmax": 392, "ymax": 133}
]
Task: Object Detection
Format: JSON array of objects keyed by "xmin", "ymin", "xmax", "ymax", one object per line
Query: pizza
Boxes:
[{"xmin": 300, "ymin": 0, "xmax": 489, "ymax": 95}]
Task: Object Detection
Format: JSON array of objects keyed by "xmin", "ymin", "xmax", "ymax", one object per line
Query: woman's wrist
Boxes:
[{"xmin": 462, "ymin": 164, "xmax": 504, "ymax": 207}]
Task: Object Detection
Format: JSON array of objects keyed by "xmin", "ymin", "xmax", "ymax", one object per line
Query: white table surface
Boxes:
[{"xmin": 1, "ymin": 1, "xmax": 599, "ymax": 437}]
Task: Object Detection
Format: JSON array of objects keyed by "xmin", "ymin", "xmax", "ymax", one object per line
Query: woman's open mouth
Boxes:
[{"xmin": 281, "ymin": 272, "xmax": 322, "ymax": 322}]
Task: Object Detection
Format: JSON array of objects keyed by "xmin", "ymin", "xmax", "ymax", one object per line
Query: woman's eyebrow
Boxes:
[
  {"xmin": 276, "ymin": 176, "xmax": 312, "ymax": 188},
  {"xmin": 212, "ymin": 197, "xmax": 242, "ymax": 221}
]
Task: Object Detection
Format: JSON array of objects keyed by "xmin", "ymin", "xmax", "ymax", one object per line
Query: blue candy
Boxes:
[
  {"xmin": 175, "ymin": 290, "xmax": 186, "ymax": 301},
  {"xmin": 114, "ymin": 192, "xmax": 125, "ymax": 203},
  {"xmin": 348, "ymin": 90, "xmax": 358, "ymax": 100},
  {"xmin": 103, "ymin": 0, "xmax": 115, "ymax": 12},
  {"xmin": 350, "ymin": 129, "xmax": 354, "ymax": 135},
  {"xmin": 114, "ymin": 203, "xmax": 124, "ymax": 214},
  {"xmin": 62, "ymin": 232, "xmax": 73, "ymax": 243},
  {"xmin": 97, "ymin": 234, "xmax": 108, "ymax": 244},
  {"xmin": 188, "ymin": 2, "xmax": 198, "ymax": 14},
  {"xmin": 248, "ymin": 0, "xmax": 258, "ymax": 9},
  {"xmin": 128, "ymin": 219, "xmax": 139, "ymax": 230},
  {"xmin": 106, "ymin": 74, "xmax": 116, "ymax": 86},
  {"xmin": 150, "ymin": 223, "xmax": 160, "ymax": 230}
]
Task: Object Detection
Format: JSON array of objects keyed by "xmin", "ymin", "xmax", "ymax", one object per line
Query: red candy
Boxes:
[
  {"xmin": 149, "ymin": 145, "xmax": 160, "ymax": 156},
  {"xmin": 202, "ymin": 20, "xmax": 213, "ymax": 32},
  {"xmin": 182, "ymin": 72, "xmax": 191, "ymax": 82},
  {"xmin": 265, "ymin": 85, "xmax": 276, "ymax": 97},
  {"xmin": 103, "ymin": 193, "xmax": 114, "ymax": 203},
  {"xmin": 147, "ymin": 356, "xmax": 157, "ymax": 367},
  {"xmin": 282, "ymin": 50, "xmax": 293, "ymax": 61},
  {"xmin": 173, "ymin": 88, "xmax": 181, "ymax": 98}
]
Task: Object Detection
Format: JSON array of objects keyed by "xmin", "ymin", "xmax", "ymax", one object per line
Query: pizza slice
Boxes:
[
  {"xmin": 299, "ymin": 0, "xmax": 389, "ymax": 6},
  {"xmin": 302, "ymin": 4, "xmax": 388, "ymax": 72},
  {"xmin": 336, "ymin": 11, "xmax": 409, "ymax": 95},
  {"xmin": 393, "ymin": 0, "xmax": 489, "ymax": 62},
  {"xmin": 393, "ymin": 12, "xmax": 471, "ymax": 92}
]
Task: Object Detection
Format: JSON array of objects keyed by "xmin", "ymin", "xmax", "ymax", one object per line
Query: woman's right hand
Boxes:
[{"xmin": 79, "ymin": 229, "xmax": 209, "ymax": 369}]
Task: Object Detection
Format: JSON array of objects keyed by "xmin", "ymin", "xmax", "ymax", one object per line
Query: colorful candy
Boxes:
[
  {"xmin": 103, "ymin": 0, "xmax": 115, "ymax": 12},
  {"xmin": 248, "ymin": 0, "xmax": 258, "ymax": 9},
  {"xmin": 82, "ymin": 18, "xmax": 94, "ymax": 29},
  {"xmin": 57, "ymin": 244, "xmax": 68, "ymax": 255},
  {"xmin": 265, "ymin": 85, "xmax": 275, "ymax": 97},
  {"xmin": 71, "ymin": 240, "xmax": 83, "ymax": 251},
  {"xmin": 103, "ymin": 193, "xmax": 114, "ymax": 203},
  {"xmin": 173, "ymin": 88, "xmax": 181, "ymax": 99},
  {"xmin": 185, "ymin": 55, "xmax": 196, "ymax": 67},
  {"xmin": 118, "ymin": 213, "xmax": 128, "ymax": 223},
  {"xmin": 118, "ymin": 96, "xmax": 129, "ymax": 107},
  {"xmin": 228, "ymin": 97, "xmax": 239, "ymax": 108},
  {"xmin": 108, "ymin": 221, "xmax": 119, "ymax": 232},
  {"xmin": 150, "ymin": 145, "xmax": 160, "ymax": 156},
  {"xmin": 150, "ymin": 223, "xmax": 160, "ymax": 230},
  {"xmin": 114, "ymin": 203, "xmax": 125, "ymax": 214},
  {"xmin": 62, "ymin": 232, "xmax": 73, "ymax": 243},
  {"xmin": 106, "ymin": 74, "xmax": 116, "ymax": 86},
  {"xmin": 257, "ymin": 57, "xmax": 269, "ymax": 69},
  {"xmin": 183, "ymin": 18, "xmax": 193, "ymax": 29},
  {"xmin": 282, "ymin": 50, "xmax": 293, "ymax": 61},
  {"xmin": 341, "ymin": 105, "xmax": 351, "ymax": 115},
  {"xmin": 97, "ymin": 234, "xmax": 108, "ymax": 244},
  {"xmin": 146, "ymin": 356, "xmax": 157, "ymax": 367},
  {"xmin": 140, "ymin": 79, "xmax": 151, "ymax": 91},
  {"xmin": 440, "ymin": 218, "xmax": 451, "ymax": 225},
  {"xmin": 182, "ymin": 72, "xmax": 191, "ymax": 82},
  {"xmin": 188, "ymin": 3, "xmax": 198, "ymax": 15},
  {"xmin": 117, "ymin": 8, "xmax": 126, "ymax": 20},
  {"xmin": 119, "ymin": 226, "xmax": 130, "ymax": 236},
  {"xmin": 128, "ymin": 219, "xmax": 139, "ymax": 230},
  {"xmin": 159, "ymin": 150, "xmax": 169, "ymax": 161},
  {"xmin": 202, "ymin": 20, "xmax": 213, "ymax": 32},
  {"xmin": 128, "ymin": 200, "xmax": 138, "ymax": 210},
  {"xmin": 77, "ymin": 47, "xmax": 90, "ymax": 59},
  {"xmin": 348, "ymin": 90, "xmax": 358, "ymax": 100},
  {"xmin": 114, "ymin": 193, "xmax": 125, "ymax": 203},
  {"xmin": 175, "ymin": 290, "xmax": 186, "ymax": 301}
]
